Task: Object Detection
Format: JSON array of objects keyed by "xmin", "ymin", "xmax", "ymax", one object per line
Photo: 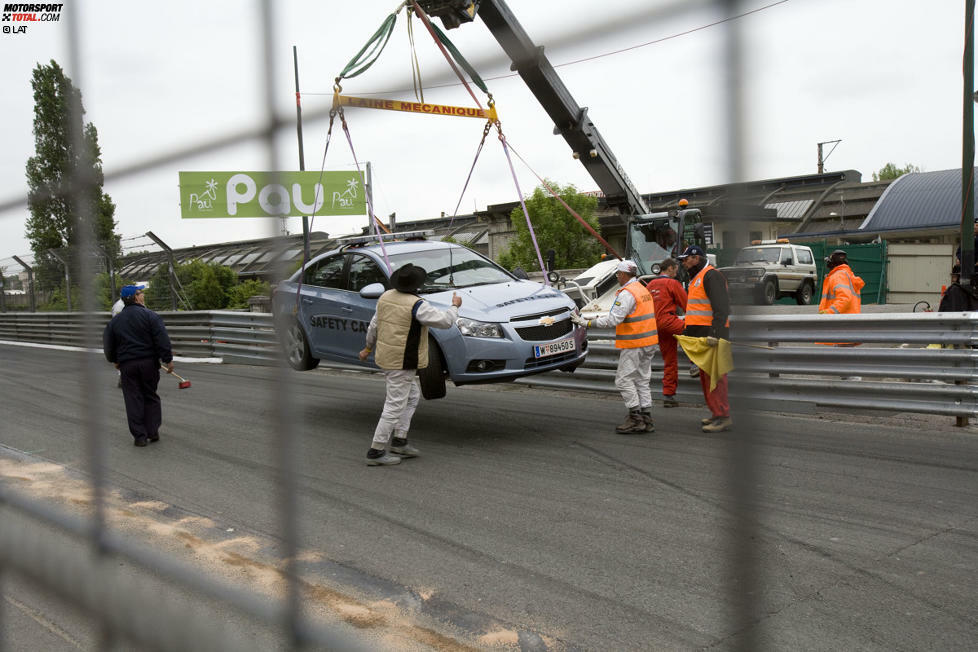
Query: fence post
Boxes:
[
  {"xmin": 49, "ymin": 249, "xmax": 72, "ymax": 311},
  {"xmin": 146, "ymin": 231, "xmax": 180, "ymax": 311},
  {"xmin": 12, "ymin": 256, "xmax": 36, "ymax": 313},
  {"xmin": 95, "ymin": 243, "xmax": 117, "ymax": 302}
]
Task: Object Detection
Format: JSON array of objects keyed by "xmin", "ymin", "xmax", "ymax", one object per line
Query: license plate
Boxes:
[{"xmin": 533, "ymin": 336, "xmax": 576, "ymax": 359}]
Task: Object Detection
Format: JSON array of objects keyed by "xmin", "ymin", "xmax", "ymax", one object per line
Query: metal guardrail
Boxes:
[
  {"xmin": 1, "ymin": 311, "xmax": 976, "ymax": 417},
  {"xmin": 520, "ymin": 314, "xmax": 978, "ymax": 418},
  {"xmin": 0, "ymin": 310, "xmax": 281, "ymax": 363}
]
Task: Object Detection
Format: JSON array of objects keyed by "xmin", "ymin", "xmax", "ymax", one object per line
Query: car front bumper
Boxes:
[{"xmin": 438, "ymin": 319, "xmax": 589, "ymax": 385}]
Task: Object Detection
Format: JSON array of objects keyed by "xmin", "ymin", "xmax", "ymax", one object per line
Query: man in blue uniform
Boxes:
[{"xmin": 103, "ymin": 284, "xmax": 174, "ymax": 446}]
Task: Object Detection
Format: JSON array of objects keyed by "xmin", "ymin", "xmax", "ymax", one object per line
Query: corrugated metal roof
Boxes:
[
  {"xmin": 859, "ymin": 168, "xmax": 977, "ymax": 231},
  {"xmin": 765, "ymin": 199, "xmax": 812, "ymax": 219}
]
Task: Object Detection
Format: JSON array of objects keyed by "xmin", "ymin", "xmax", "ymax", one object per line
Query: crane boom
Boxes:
[{"xmin": 417, "ymin": 0, "xmax": 649, "ymax": 218}]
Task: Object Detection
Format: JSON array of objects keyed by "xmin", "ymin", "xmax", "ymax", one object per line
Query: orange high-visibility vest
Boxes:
[
  {"xmin": 818, "ymin": 265, "xmax": 863, "ymax": 315},
  {"xmin": 615, "ymin": 282, "xmax": 658, "ymax": 349},
  {"xmin": 685, "ymin": 264, "xmax": 730, "ymax": 328}
]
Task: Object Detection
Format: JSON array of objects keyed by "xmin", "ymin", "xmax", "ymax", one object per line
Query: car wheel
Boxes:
[
  {"xmin": 795, "ymin": 280, "xmax": 814, "ymax": 305},
  {"xmin": 417, "ymin": 336, "xmax": 447, "ymax": 400},
  {"xmin": 759, "ymin": 278, "xmax": 777, "ymax": 305},
  {"xmin": 283, "ymin": 321, "xmax": 319, "ymax": 371}
]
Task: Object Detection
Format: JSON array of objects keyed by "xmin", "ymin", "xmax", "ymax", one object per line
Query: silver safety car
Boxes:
[{"xmin": 272, "ymin": 234, "xmax": 588, "ymax": 399}]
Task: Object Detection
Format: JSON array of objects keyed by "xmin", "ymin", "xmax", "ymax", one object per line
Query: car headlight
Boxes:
[
  {"xmin": 456, "ymin": 317, "xmax": 504, "ymax": 338},
  {"xmin": 746, "ymin": 268, "xmax": 764, "ymax": 277}
]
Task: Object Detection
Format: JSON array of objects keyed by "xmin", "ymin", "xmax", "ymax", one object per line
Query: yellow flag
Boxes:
[{"xmin": 675, "ymin": 336, "xmax": 734, "ymax": 392}]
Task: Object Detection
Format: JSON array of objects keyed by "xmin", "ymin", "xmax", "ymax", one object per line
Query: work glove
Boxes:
[
  {"xmin": 570, "ymin": 313, "xmax": 588, "ymax": 327},
  {"xmin": 818, "ymin": 309, "xmax": 827, "ymax": 314},
  {"xmin": 705, "ymin": 336, "xmax": 718, "ymax": 347}
]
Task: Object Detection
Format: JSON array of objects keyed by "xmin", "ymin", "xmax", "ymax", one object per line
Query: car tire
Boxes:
[
  {"xmin": 283, "ymin": 321, "xmax": 319, "ymax": 371},
  {"xmin": 758, "ymin": 278, "xmax": 777, "ymax": 305},
  {"xmin": 795, "ymin": 280, "xmax": 814, "ymax": 305},
  {"xmin": 417, "ymin": 336, "xmax": 447, "ymax": 400}
]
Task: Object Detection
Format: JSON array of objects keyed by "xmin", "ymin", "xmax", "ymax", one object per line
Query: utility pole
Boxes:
[
  {"xmin": 293, "ymin": 46, "xmax": 311, "ymax": 263},
  {"xmin": 366, "ymin": 161, "xmax": 374, "ymax": 228},
  {"xmin": 816, "ymin": 139, "xmax": 841, "ymax": 174},
  {"xmin": 961, "ymin": 0, "xmax": 976, "ymax": 287}
]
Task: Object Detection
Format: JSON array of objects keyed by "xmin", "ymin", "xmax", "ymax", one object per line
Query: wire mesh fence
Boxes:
[{"xmin": 3, "ymin": 0, "xmax": 956, "ymax": 650}]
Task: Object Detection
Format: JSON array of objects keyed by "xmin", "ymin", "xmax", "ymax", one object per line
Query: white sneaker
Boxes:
[
  {"xmin": 390, "ymin": 443, "xmax": 420, "ymax": 458},
  {"xmin": 366, "ymin": 451, "xmax": 402, "ymax": 466}
]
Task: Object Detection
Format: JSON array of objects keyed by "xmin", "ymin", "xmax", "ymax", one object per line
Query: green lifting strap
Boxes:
[
  {"xmin": 431, "ymin": 21, "xmax": 489, "ymax": 95},
  {"xmin": 339, "ymin": 13, "xmax": 398, "ymax": 81}
]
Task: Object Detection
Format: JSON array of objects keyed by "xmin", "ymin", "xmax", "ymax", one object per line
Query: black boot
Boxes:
[
  {"xmin": 640, "ymin": 408, "xmax": 655, "ymax": 432},
  {"xmin": 615, "ymin": 409, "xmax": 646, "ymax": 434}
]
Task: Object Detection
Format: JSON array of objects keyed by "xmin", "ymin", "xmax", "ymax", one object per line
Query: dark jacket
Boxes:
[
  {"xmin": 103, "ymin": 304, "xmax": 173, "ymax": 364},
  {"xmin": 682, "ymin": 260, "xmax": 730, "ymax": 339},
  {"xmin": 938, "ymin": 282, "xmax": 978, "ymax": 313}
]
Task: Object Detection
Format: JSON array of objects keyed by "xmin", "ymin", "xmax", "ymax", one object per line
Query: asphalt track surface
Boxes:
[{"xmin": 1, "ymin": 342, "xmax": 977, "ymax": 650}]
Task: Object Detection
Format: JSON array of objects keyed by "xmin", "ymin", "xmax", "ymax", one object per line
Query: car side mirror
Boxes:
[
  {"xmin": 359, "ymin": 282, "xmax": 386, "ymax": 299},
  {"xmin": 512, "ymin": 267, "xmax": 530, "ymax": 280}
]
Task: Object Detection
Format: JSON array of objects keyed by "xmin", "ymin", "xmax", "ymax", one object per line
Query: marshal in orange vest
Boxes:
[
  {"xmin": 685, "ymin": 264, "xmax": 730, "ymax": 329},
  {"xmin": 615, "ymin": 282, "xmax": 658, "ymax": 349}
]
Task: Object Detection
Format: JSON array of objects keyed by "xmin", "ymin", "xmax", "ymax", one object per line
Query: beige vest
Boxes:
[{"xmin": 374, "ymin": 289, "xmax": 430, "ymax": 370}]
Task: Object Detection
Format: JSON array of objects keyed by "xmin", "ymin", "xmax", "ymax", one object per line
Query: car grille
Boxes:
[
  {"xmin": 722, "ymin": 270, "xmax": 746, "ymax": 282},
  {"xmin": 722, "ymin": 268, "xmax": 761, "ymax": 283},
  {"xmin": 510, "ymin": 307, "xmax": 568, "ymax": 322},
  {"xmin": 515, "ymin": 319, "xmax": 573, "ymax": 341}
]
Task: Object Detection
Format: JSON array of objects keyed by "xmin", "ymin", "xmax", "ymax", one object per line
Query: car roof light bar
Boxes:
[{"xmin": 336, "ymin": 230, "xmax": 434, "ymax": 247}]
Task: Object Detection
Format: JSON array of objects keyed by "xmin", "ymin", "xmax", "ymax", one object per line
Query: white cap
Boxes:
[{"xmin": 616, "ymin": 259, "xmax": 638, "ymax": 275}]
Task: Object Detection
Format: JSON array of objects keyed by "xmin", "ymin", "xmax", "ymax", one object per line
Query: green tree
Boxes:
[
  {"xmin": 226, "ymin": 279, "xmax": 271, "ymax": 309},
  {"xmin": 145, "ymin": 259, "xmax": 236, "ymax": 310},
  {"xmin": 497, "ymin": 181, "xmax": 601, "ymax": 272},
  {"xmin": 873, "ymin": 162, "xmax": 921, "ymax": 181},
  {"xmin": 25, "ymin": 60, "xmax": 120, "ymax": 294}
]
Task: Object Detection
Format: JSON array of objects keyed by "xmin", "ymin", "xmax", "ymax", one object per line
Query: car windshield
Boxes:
[
  {"xmin": 629, "ymin": 217, "xmax": 679, "ymax": 267},
  {"xmin": 387, "ymin": 246, "xmax": 514, "ymax": 291},
  {"xmin": 735, "ymin": 248, "xmax": 781, "ymax": 264}
]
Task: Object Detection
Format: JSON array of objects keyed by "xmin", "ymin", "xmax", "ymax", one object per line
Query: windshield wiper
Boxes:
[{"xmin": 457, "ymin": 281, "xmax": 501, "ymax": 289}]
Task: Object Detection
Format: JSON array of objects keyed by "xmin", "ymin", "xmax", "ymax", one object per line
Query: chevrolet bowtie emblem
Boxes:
[{"xmin": 539, "ymin": 316, "xmax": 555, "ymax": 326}]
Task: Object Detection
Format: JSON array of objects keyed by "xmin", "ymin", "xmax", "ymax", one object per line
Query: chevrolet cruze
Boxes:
[{"xmin": 272, "ymin": 235, "xmax": 588, "ymax": 399}]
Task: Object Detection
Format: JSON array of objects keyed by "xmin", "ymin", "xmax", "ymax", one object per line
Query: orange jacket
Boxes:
[
  {"xmin": 645, "ymin": 275, "xmax": 687, "ymax": 335},
  {"xmin": 615, "ymin": 282, "xmax": 658, "ymax": 349},
  {"xmin": 685, "ymin": 264, "xmax": 730, "ymax": 329},
  {"xmin": 818, "ymin": 264, "xmax": 864, "ymax": 315}
]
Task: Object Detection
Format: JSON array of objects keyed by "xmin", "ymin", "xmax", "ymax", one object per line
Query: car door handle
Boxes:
[
  {"xmin": 301, "ymin": 298, "xmax": 313, "ymax": 304},
  {"xmin": 341, "ymin": 306, "xmax": 353, "ymax": 312}
]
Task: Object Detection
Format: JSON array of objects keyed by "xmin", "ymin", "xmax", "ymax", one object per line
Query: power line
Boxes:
[{"xmin": 303, "ymin": 0, "xmax": 790, "ymax": 97}]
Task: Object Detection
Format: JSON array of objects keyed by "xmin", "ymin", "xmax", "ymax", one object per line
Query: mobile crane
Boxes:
[{"xmin": 416, "ymin": 0, "xmax": 709, "ymax": 312}]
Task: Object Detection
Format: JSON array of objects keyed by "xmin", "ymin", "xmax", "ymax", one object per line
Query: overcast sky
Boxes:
[{"xmin": 0, "ymin": 0, "xmax": 969, "ymax": 262}]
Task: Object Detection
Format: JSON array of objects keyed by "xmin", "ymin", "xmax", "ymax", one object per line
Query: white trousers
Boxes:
[
  {"xmin": 372, "ymin": 369, "xmax": 421, "ymax": 448},
  {"xmin": 615, "ymin": 346, "xmax": 655, "ymax": 410}
]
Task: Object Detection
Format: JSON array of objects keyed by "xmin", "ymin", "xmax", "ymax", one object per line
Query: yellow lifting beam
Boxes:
[{"xmin": 334, "ymin": 94, "xmax": 498, "ymax": 122}]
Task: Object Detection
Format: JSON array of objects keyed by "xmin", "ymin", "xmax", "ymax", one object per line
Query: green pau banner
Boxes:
[{"xmin": 179, "ymin": 171, "xmax": 366, "ymax": 218}]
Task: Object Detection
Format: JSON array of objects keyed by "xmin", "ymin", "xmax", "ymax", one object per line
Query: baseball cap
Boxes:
[
  {"xmin": 677, "ymin": 245, "xmax": 705, "ymax": 259},
  {"xmin": 616, "ymin": 259, "xmax": 638, "ymax": 275},
  {"xmin": 120, "ymin": 284, "xmax": 146, "ymax": 299}
]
